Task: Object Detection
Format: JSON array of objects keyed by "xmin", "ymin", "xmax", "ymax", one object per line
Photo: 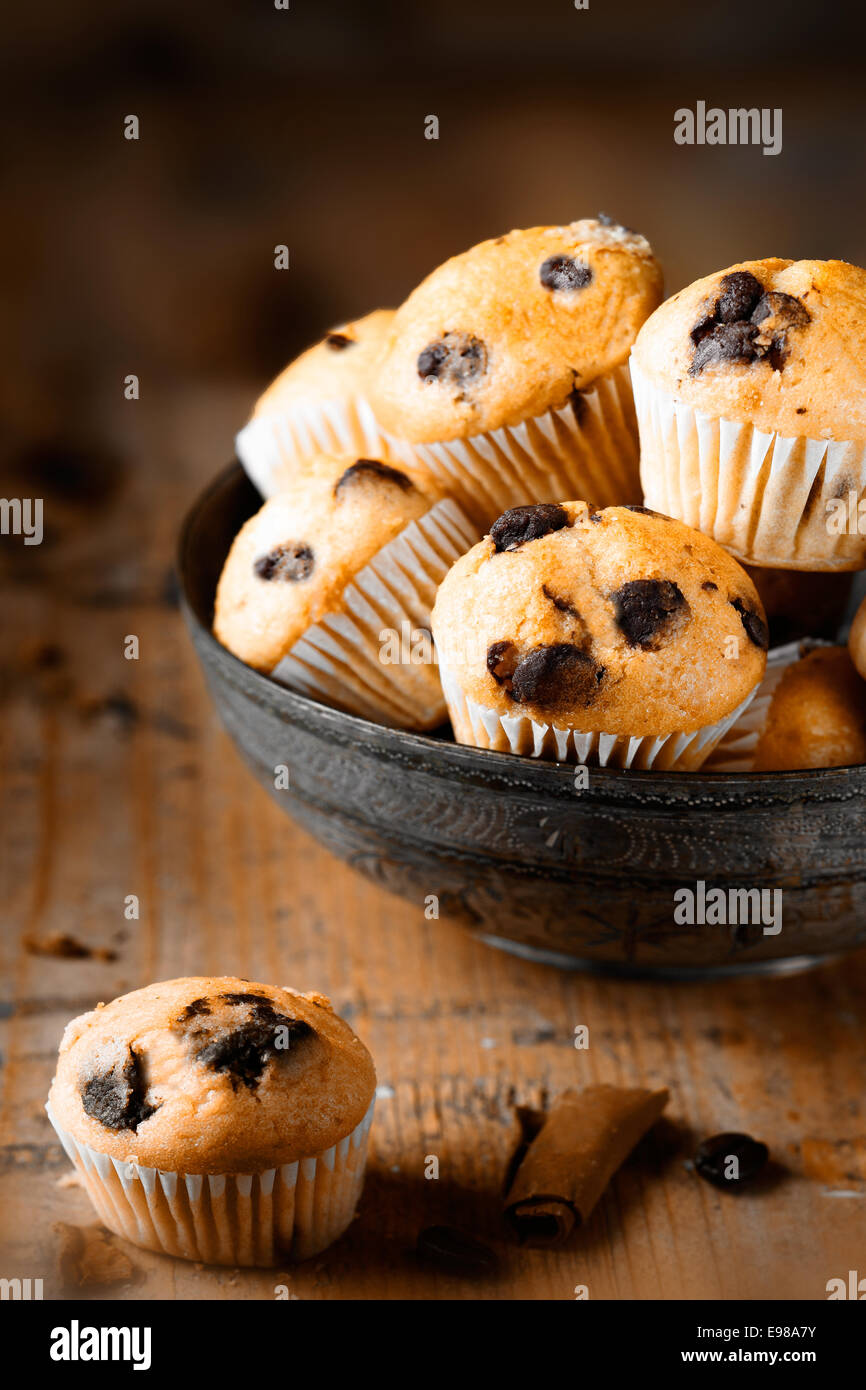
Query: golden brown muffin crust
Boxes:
[{"xmin": 754, "ymin": 646, "xmax": 866, "ymax": 770}]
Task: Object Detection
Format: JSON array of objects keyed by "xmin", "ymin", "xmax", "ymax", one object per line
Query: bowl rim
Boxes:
[{"xmin": 177, "ymin": 460, "xmax": 866, "ymax": 796}]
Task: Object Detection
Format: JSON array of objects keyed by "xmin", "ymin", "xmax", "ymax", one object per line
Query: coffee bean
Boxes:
[
  {"xmin": 695, "ymin": 1132, "xmax": 769, "ymax": 1190},
  {"xmin": 490, "ymin": 503, "xmax": 569, "ymax": 553},
  {"xmin": 716, "ymin": 271, "xmax": 764, "ymax": 324},
  {"xmin": 511, "ymin": 643, "xmax": 605, "ymax": 709},
  {"xmin": 334, "ymin": 459, "xmax": 413, "ymax": 499},
  {"xmin": 81, "ymin": 1048, "xmax": 157, "ymax": 1132},
  {"xmin": 612, "ymin": 579, "xmax": 691, "ymax": 649},
  {"xmin": 253, "ymin": 543, "xmax": 314, "ymax": 582},
  {"xmin": 691, "ymin": 322, "xmax": 759, "ymax": 374},
  {"xmin": 416, "ymin": 1225, "xmax": 498, "ymax": 1274},
  {"xmin": 730, "ymin": 596, "xmax": 769, "ymax": 650},
  {"xmin": 417, "ymin": 332, "xmax": 487, "ymax": 386},
  {"xmin": 539, "ymin": 255, "xmax": 593, "ymax": 292}
]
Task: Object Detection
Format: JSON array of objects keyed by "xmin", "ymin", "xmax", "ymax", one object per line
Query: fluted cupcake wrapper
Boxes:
[
  {"xmin": 236, "ymin": 395, "xmax": 392, "ymax": 498},
  {"xmin": 631, "ymin": 357, "xmax": 866, "ymax": 572},
  {"xmin": 45, "ymin": 1098, "xmax": 375, "ymax": 1268},
  {"xmin": 381, "ymin": 360, "xmax": 641, "ymax": 531},
  {"xmin": 706, "ymin": 641, "xmax": 830, "ymax": 772},
  {"xmin": 270, "ymin": 498, "xmax": 478, "ymax": 730},
  {"xmin": 439, "ymin": 661, "xmax": 757, "ymax": 771}
]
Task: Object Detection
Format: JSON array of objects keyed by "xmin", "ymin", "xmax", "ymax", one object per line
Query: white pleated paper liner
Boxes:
[
  {"xmin": 631, "ymin": 357, "xmax": 866, "ymax": 572},
  {"xmin": 706, "ymin": 640, "xmax": 830, "ymax": 772},
  {"xmin": 270, "ymin": 498, "xmax": 478, "ymax": 730},
  {"xmin": 438, "ymin": 661, "xmax": 758, "ymax": 772},
  {"xmin": 45, "ymin": 1097, "xmax": 375, "ymax": 1268},
  {"xmin": 380, "ymin": 359, "xmax": 642, "ymax": 531},
  {"xmin": 236, "ymin": 394, "xmax": 393, "ymax": 499}
]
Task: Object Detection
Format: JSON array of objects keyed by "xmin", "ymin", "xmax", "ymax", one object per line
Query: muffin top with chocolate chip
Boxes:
[
  {"xmin": 370, "ymin": 218, "xmax": 663, "ymax": 444},
  {"xmin": 251, "ymin": 309, "xmax": 394, "ymax": 419},
  {"xmin": 48, "ymin": 977, "xmax": 376, "ymax": 1173},
  {"xmin": 631, "ymin": 258, "xmax": 866, "ymax": 441},
  {"xmin": 214, "ymin": 451, "xmax": 443, "ymax": 670},
  {"xmin": 432, "ymin": 502, "xmax": 767, "ymax": 737}
]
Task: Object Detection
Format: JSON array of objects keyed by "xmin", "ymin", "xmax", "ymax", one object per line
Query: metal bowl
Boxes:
[{"xmin": 178, "ymin": 462, "xmax": 866, "ymax": 977}]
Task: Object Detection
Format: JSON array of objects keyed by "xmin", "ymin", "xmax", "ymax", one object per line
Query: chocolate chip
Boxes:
[
  {"xmin": 702, "ymin": 580, "xmax": 718, "ymax": 592},
  {"xmin": 623, "ymin": 504, "xmax": 663, "ymax": 517},
  {"xmin": 511, "ymin": 643, "xmax": 605, "ymax": 710},
  {"xmin": 612, "ymin": 579, "xmax": 691, "ymax": 649},
  {"xmin": 751, "ymin": 291, "xmax": 810, "ymax": 332},
  {"xmin": 196, "ymin": 1005, "xmax": 313, "ymax": 1090},
  {"xmin": 730, "ymin": 596, "xmax": 768, "ymax": 650},
  {"xmin": 81, "ymin": 1048, "xmax": 157, "ymax": 1132},
  {"xmin": 568, "ymin": 387, "xmax": 587, "ymax": 425},
  {"xmin": 416, "ymin": 1226, "xmax": 498, "ymax": 1274},
  {"xmin": 695, "ymin": 1133, "xmax": 769, "ymax": 1190},
  {"xmin": 486, "ymin": 640, "xmax": 518, "ymax": 691},
  {"xmin": 691, "ymin": 322, "xmax": 759, "ymax": 374},
  {"xmin": 539, "ymin": 255, "xmax": 593, "ymax": 292},
  {"xmin": 219, "ymin": 992, "xmax": 270, "ymax": 1008},
  {"xmin": 716, "ymin": 271, "xmax": 764, "ymax": 324},
  {"xmin": 179, "ymin": 998, "xmax": 212, "ymax": 1020},
  {"xmin": 597, "ymin": 211, "xmax": 635, "ymax": 233},
  {"xmin": 325, "ymin": 331, "xmax": 354, "ymax": 349},
  {"xmin": 253, "ymin": 543, "xmax": 314, "ymax": 582},
  {"xmin": 417, "ymin": 332, "xmax": 487, "ymax": 386},
  {"xmin": 334, "ymin": 459, "xmax": 413, "ymax": 499},
  {"xmin": 490, "ymin": 503, "xmax": 569, "ymax": 553}
]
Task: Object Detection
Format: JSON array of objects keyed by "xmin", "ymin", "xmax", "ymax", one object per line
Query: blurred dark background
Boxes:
[{"xmin": 2, "ymin": 0, "xmax": 866, "ymax": 505}]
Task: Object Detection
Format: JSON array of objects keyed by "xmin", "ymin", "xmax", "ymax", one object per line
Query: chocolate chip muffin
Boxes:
[
  {"xmin": 850, "ymin": 592, "xmax": 866, "ymax": 681},
  {"xmin": 46, "ymin": 977, "xmax": 376, "ymax": 1265},
  {"xmin": 631, "ymin": 259, "xmax": 866, "ymax": 570},
  {"xmin": 214, "ymin": 451, "xmax": 478, "ymax": 729},
  {"xmin": 711, "ymin": 644, "xmax": 866, "ymax": 771},
  {"xmin": 431, "ymin": 502, "xmax": 767, "ymax": 769},
  {"xmin": 236, "ymin": 309, "xmax": 395, "ymax": 497},
  {"xmin": 369, "ymin": 218, "xmax": 663, "ymax": 527}
]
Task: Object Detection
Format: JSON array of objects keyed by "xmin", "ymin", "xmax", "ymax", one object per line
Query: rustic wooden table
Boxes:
[{"xmin": 2, "ymin": 387, "xmax": 865, "ymax": 1301}]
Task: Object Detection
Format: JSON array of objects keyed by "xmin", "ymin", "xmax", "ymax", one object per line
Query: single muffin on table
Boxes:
[
  {"xmin": 236, "ymin": 309, "xmax": 395, "ymax": 497},
  {"xmin": 46, "ymin": 977, "xmax": 377, "ymax": 1266},
  {"xmin": 214, "ymin": 451, "xmax": 478, "ymax": 729},
  {"xmin": 710, "ymin": 643, "xmax": 866, "ymax": 772},
  {"xmin": 631, "ymin": 258, "xmax": 866, "ymax": 570},
  {"xmin": 370, "ymin": 216, "xmax": 663, "ymax": 528},
  {"xmin": 432, "ymin": 502, "xmax": 768, "ymax": 770}
]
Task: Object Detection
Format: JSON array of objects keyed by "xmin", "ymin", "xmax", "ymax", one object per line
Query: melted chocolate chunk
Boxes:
[
  {"xmin": 196, "ymin": 999, "xmax": 313, "ymax": 1090},
  {"xmin": 716, "ymin": 271, "xmax": 764, "ymax": 324},
  {"xmin": 623, "ymin": 504, "xmax": 663, "ymax": 517},
  {"xmin": 597, "ymin": 211, "xmax": 635, "ymax": 233},
  {"xmin": 486, "ymin": 640, "xmax": 518, "ymax": 691},
  {"xmin": 702, "ymin": 580, "xmax": 718, "ymax": 592},
  {"xmin": 490, "ymin": 504, "xmax": 569, "ymax": 553},
  {"xmin": 179, "ymin": 998, "xmax": 212, "ymax": 1020},
  {"xmin": 691, "ymin": 322, "xmax": 759, "ymax": 374},
  {"xmin": 691, "ymin": 274, "xmax": 809, "ymax": 375},
  {"xmin": 612, "ymin": 579, "xmax": 691, "ymax": 649},
  {"xmin": 510, "ymin": 643, "xmax": 605, "ymax": 710},
  {"xmin": 81, "ymin": 1048, "xmax": 157, "ymax": 1132},
  {"xmin": 253, "ymin": 542, "xmax": 314, "ymax": 582},
  {"xmin": 730, "ymin": 596, "xmax": 768, "ymax": 650},
  {"xmin": 325, "ymin": 331, "xmax": 354, "ymax": 350},
  {"xmin": 334, "ymin": 459, "xmax": 413, "ymax": 498},
  {"xmin": 539, "ymin": 255, "xmax": 592, "ymax": 292},
  {"xmin": 417, "ymin": 332, "xmax": 487, "ymax": 386}
]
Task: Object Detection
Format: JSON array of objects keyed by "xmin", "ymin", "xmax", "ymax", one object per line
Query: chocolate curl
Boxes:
[{"xmin": 504, "ymin": 1085, "xmax": 669, "ymax": 1246}]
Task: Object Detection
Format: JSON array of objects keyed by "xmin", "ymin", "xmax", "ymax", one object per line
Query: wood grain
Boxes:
[{"xmin": 1, "ymin": 389, "xmax": 865, "ymax": 1301}]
